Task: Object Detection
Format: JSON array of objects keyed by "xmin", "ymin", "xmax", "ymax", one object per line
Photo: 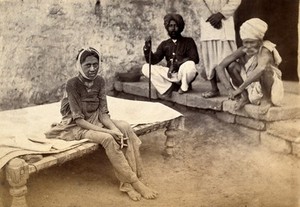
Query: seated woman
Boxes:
[{"xmin": 45, "ymin": 47, "xmax": 158, "ymax": 201}]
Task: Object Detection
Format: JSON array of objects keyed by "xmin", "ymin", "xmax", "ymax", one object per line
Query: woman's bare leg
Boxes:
[
  {"xmin": 84, "ymin": 126, "xmax": 158, "ymax": 200},
  {"xmin": 112, "ymin": 120, "xmax": 158, "ymax": 200},
  {"xmin": 132, "ymin": 180, "xmax": 158, "ymax": 199}
]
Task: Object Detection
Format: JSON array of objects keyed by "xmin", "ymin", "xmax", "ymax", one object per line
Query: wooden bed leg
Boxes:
[
  {"xmin": 5, "ymin": 158, "xmax": 29, "ymax": 207},
  {"xmin": 164, "ymin": 126, "xmax": 177, "ymax": 156},
  {"xmin": 164, "ymin": 117, "xmax": 185, "ymax": 156}
]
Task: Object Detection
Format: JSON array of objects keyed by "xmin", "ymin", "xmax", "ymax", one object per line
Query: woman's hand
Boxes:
[
  {"xmin": 109, "ymin": 128, "xmax": 128, "ymax": 149},
  {"xmin": 109, "ymin": 129, "xmax": 123, "ymax": 138}
]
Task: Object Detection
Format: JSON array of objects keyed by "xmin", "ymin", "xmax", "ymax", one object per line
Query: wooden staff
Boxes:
[{"xmin": 148, "ymin": 37, "xmax": 152, "ymax": 101}]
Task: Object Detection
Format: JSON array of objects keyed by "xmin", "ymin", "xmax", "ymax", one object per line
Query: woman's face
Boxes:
[
  {"xmin": 242, "ymin": 39, "xmax": 262, "ymax": 56},
  {"xmin": 81, "ymin": 56, "xmax": 99, "ymax": 79}
]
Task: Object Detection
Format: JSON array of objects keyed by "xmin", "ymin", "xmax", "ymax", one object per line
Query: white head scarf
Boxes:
[
  {"xmin": 76, "ymin": 47, "xmax": 100, "ymax": 80},
  {"xmin": 240, "ymin": 18, "xmax": 268, "ymax": 40}
]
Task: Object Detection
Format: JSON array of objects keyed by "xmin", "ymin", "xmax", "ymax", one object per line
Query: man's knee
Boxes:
[
  {"xmin": 180, "ymin": 61, "xmax": 196, "ymax": 70},
  {"xmin": 263, "ymin": 67, "xmax": 274, "ymax": 78},
  {"xmin": 227, "ymin": 62, "xmax": 240, "ymax": 76},
  {"xmin": 179, "ymin": 61, "xmax": 196, "ymax": 75}
]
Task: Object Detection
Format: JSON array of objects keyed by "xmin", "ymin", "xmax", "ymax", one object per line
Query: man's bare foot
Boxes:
[
  {"xmin": 259, "ymin": 99, "xmax": 272, "ymax": 114},
  {"xmin": 234, "ymin": 97, "xmax": 250, "ymax": 110},
  {"xmin": 127, "ymin": 189, "xmax": 142, "ymax": 201},
  {"xmin": 132, "ymin": 180, "xmax": 158, "ymax": 199}
]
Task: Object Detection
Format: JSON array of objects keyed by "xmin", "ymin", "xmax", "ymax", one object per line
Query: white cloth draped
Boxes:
[{"xmin": 0, "ymin": 96, "xmax": 183, "ymax": 169}]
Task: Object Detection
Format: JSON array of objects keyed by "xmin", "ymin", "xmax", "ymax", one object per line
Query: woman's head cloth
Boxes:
[{"xmin": 76, "ymin": 47, "xmax": 100, "ymax": 64}]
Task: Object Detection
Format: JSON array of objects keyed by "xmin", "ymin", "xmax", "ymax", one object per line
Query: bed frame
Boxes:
[{"xmin": 2, "ymin": 116, "xmax": 184, "ymax": 207}]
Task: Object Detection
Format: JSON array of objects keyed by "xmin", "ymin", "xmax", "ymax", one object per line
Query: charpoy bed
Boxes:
[{"xmin": 0, "ymin": 96, "xmax": 184, "ymax": 207}]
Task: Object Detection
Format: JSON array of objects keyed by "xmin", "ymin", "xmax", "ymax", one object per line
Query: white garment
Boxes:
[
  {"xmin": 199, "ymin": 0, "xmax": 241, "ymax": 41},
  {"xmin": 142, "ymin": 61, "xmax": 197, "ymax": 94},
  {"xmin": 201, "ymin": 40, "xmax": 237, "ymax": 80},
  {"xmin": 198, "ymin": 0, "xmax": 241, "ymax": 79},
  {"xmin": 240, "ymin": 55, "xmax": 264, "ymax": 105}
]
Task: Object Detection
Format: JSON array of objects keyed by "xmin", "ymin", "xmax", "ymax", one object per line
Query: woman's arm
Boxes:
[
  {"xmin": 99, "ymin": 113, "xmax": 120, "ymax": 132},
  {"xmin": 75, "ymin": 118, "xmax": 123, "ymax": 137},
  {"xmin": 97, "ymin": 79, "xmax": 123, "ymax": 136}
]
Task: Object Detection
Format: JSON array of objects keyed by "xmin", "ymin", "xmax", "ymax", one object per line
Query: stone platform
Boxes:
[{"xmin": 114, "ymin": 77, "xmax": 300, "ymax": 157}]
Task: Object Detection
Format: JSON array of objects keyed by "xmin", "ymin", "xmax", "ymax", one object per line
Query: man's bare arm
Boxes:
[
  {"xmin": 216, "ymin": 47, "xmax": 245, "ymax": 90},
  {"xmin": 238, "ymin": 47, "xmax": 273, "ymax": 91}
]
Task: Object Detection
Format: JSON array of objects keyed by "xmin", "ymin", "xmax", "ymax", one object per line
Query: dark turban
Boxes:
[{"xmin": 164, "ymin": 13, "xmax": 185, "ymax": 33}]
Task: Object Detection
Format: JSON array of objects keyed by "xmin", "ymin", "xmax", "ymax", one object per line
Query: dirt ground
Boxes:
[{"xmin": 1, "ymin": 107, "xmax": 300, "ymax": 207}]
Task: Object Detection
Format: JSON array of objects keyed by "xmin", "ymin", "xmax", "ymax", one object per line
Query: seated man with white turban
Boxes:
[
  {"xmin": 142, "ymin": 13, "xmax": 199, "ymax": 97},
  {"xmin": 216, "ymin": 18, "xmax": 284, "ymax": 113}
]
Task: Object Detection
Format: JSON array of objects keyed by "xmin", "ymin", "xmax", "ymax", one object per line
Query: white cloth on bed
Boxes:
[{"xmin": 0, "ymin": 96, "xmax": 182, "ymax": 169}]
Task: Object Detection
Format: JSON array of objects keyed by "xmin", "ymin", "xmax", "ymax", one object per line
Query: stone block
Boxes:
[
  {"xmin": 186, "ymin": 93, "xmax": 224, "ymax": 111},
  {"xmin": 222, "ymin": 94, "xmax": 300, "ymax": 122},
  {"xmin": 123, "ymin": 82, "xmax": 158, "ymax": 99},
  {"xmin": 267, "ymin": 119, "xmax": 300, "ymax": 142},
  {"xmin": 215, "ymin": 112, "xmax": 235, "ymax": 124},
  {"xmin": 222, "ymin": 99, "xmax": 253, "ymax": 116},
  {"xmin": 114, "ymin": 81, "xmax": 123, "ymax": 92},
  {"xmin": 223, "ymin": 100, "xmax": 271, "ymax": 121},
  {"xmin": 235, "ymin": 125, "xmax": 261, "ymax": 145},
  {"xmin": 267, "ymin": 106, "xmax": 300, "ymax": 121},
  {"xmin": 171, "ymin": 92, "xmax": 187, "ymax": 105},
  {"xmin": 260, "ymin": 132, "xmax": 292, "ymax": 154},
  {"xmin": 236, "ymin": 116, "xmax": 266, "ymax": 131}
]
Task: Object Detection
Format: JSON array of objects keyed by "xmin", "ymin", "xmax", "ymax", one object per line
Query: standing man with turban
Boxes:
[
  {"xmin": 142, "ymin": 13, "xmax": 199, "ymax": 97},
  {"xmin": 216, "ymin": 18, "xmax": 284, "ymax": 113},
  {"xmin": 198, "ymin": 0, "xmax": 241, "ymax": 98}
]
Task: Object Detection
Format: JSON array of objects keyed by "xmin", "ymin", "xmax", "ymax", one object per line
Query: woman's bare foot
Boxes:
[
  {"xmin": 127, "ymin": 189, "xmax": 142, "ymax": 201},
  {"xmin": 234, "ymin": 97, "xmax": 250, "ymax": 110},
  {"xmin": 132, "ymin": 180, "xmax": 158, "ymax": 199}
]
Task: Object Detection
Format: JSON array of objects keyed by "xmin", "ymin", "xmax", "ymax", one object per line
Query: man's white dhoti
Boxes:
[{"xmin": 142, "ymin": 61, "xmax": 197, "ymax": 94}]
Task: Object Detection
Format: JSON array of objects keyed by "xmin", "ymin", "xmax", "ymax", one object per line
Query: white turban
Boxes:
[{"xmin": 240, "ymin": 18, "xmax": 268, "ymax": 40}]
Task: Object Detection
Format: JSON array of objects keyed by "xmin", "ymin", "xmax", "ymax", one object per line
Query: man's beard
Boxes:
[
  {"xmin": 168, "ymin": 31, "xmax": 180, "ymax": 39},
  {"xmin": 244, "ymin": 48, "xmax": 259, "ymax": 56}
]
